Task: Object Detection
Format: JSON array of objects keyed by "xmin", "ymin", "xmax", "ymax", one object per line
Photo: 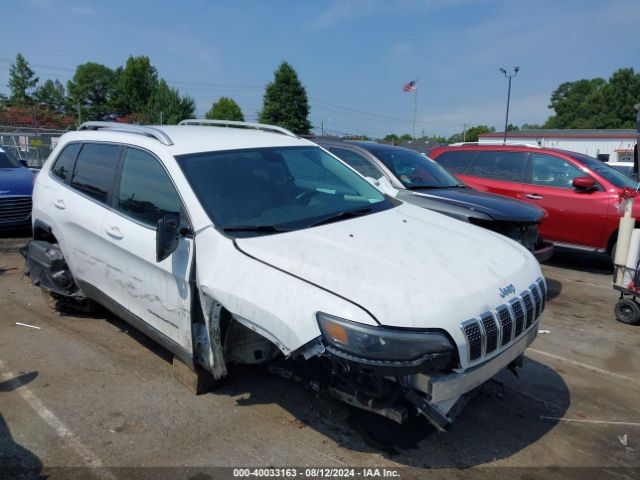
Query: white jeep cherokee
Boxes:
[{"xmin": 25, "ymin": 120, "xmax": 546, "ymax": 430}]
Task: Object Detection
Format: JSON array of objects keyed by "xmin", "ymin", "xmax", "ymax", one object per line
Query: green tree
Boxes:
[
  {"xmin": 383, "ymin": 133, "xmax": 400, "ymax": 143},
  {"xmin": 259, "ymin": 62, "xmax": 311, "ymax": 134},
  {"xmin": 146, "ymin": 79, "xmax": 195, "ymax": 125},
  {"xmin": 600, "ymin": 68, "xmax": 640, "ymax": 128},
  {"xmin": 520, "ymin": 123, "xmax": 544, "ymax": 130},
  {"xmin": 544, "ymin": 78, "xmax": 608, "ymax": 128},
  {"xmin": 8, "ymin": 53, "xmax": 39, "ymax": 104},
  {"xmin": 205, "ymin": 96, "xmax": 244, "ymax": 121},
  {"xmin": 34, "ymin": 79, "xmax": 67, "ymax": 114},
  {"xmin": 400, "ymin": 133, "xmax": 413, "ymax": 141},
  {"xmin": 113, "ymin": 56, "xmax": 159, "ymax": 115},
  {"xmin": 67, "ymin": 62, "xmax": 116, "ymax": 121}
]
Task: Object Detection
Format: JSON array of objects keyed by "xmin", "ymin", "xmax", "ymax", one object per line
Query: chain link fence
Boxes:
[{"xmin": 0, "ymin": 126, "xmax": 68, "ymax": 168}]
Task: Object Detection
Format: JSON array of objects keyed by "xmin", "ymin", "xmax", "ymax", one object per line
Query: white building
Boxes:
[{"xmin": 478, "ymin": 129, "xmax": 637, "ymax": 163}]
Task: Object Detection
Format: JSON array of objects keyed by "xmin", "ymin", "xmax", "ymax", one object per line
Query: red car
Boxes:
[{"xmin": 429, "ymin": 144, "xmax": 639, "ymax": 256}]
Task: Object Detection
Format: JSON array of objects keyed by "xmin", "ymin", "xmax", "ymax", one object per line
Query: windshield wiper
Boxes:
[
  {"xmin": 222, "ymin": 224, "xmax": 289, "ymax": 233},
  {"xmin": 307, "ymin": 207, "xmax": 373, "ymax": 228}
]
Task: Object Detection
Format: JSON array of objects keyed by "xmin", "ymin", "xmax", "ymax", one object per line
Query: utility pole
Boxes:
[
  {"xmin": 160, "ymin": 111, "xmax": 163, "ymax": 125},
  {"xmin": 413, "ymin": 79, "xmax": 419, "ymax": 140},
  {"xmin": 499, "ymin": 66, "xmax": 519, "ymax": 144},
  {"xmin": 461, "ymin": 123, "xmax": 468, "ymax": 142},
  {"xmin": 77, "ymin": 101, "xmax": 81, "ymax": 125}
]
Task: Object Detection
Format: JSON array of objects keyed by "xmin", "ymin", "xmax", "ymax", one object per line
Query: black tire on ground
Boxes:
[{"xmin": 614, "ymin": 298, "xmax": 640, "ymax": 325}]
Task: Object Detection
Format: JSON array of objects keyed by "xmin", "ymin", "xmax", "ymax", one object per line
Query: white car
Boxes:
[{"xmin": 24, "ymin": 120, "xmax": 546, "ymax": 430}]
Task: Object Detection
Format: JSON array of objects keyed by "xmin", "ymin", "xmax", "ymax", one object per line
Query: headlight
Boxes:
[{"xmin": 317, "ymin": 312, "xmax": 454, "ymax": 362}]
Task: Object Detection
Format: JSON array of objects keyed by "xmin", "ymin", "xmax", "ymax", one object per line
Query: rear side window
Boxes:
[
  {"xmin": 434, "ymin": 150, "xmax": 477, "ymax": 174},
  {"xmin": 117, "ymin": 148, "xmax": 182, "ymax": 226},
  {"xmin": 471, "ymin": 151, "xmax": 528, "ymax": 182},
  {"xmin": 51, "ymin": 143, "xmax": 80, "ymax": 182},
  {"xmin": 71, "ymin": 144, "xmax": 120, "ymax": 203},
  {"xmin": 329, "ymin": 147, "xmax": 383, "ymax": 179}
]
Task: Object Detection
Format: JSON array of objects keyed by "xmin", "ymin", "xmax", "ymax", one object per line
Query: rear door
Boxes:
[
  {"xmin": 102, "ymin": 146, "xmax": 194, "ymax": 351},
  {"xmin": 522, "ymin": 153, "xmax": 609, "ymax": 247},
  {"xmin": 55, "ymin": 142, "xmax": 124, "ymax": 302},
  {"xmin": 466, "ymin": 150, "xmax": 528, "ymax": 198},
  {"xmin": 431, "ymin": 150, "xmax": 479, "ymax": 186}
]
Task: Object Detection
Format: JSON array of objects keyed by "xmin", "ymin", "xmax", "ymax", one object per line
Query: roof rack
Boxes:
[
  {"xmin": 77, "ymin": 121, "xmax": 173, "ymax": 146},
  {"xmin": 450, "ymin": 141, "xmax": 541, "ymax": 148},
  {"xmin": 178, "ymin": 119, "xmax": 297, "ymax": 138}
]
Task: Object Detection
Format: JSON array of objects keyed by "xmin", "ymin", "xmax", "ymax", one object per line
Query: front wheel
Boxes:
[{"xmin": 614, "ymin": 298, "xmax": 640, "ymax": 325}]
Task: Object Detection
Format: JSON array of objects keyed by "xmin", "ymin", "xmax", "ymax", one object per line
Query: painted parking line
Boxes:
[
  {"xmin": 528, "ymin": 348, "xmax": 640, "ymax": 388},
  {"xmin": 0, "ymin": 359, "xmax": 117, "ymax": 480}
]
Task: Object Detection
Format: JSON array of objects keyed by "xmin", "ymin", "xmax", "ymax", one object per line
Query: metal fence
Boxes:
[{"xmin": 0, "ymin": 126, "xmax": 69, "ymax": 168}]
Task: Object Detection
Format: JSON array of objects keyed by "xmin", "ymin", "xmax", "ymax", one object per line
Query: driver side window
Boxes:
[
  {"xmin": 530, "ymin": 154, "xmax": 585, "ymax": 189},
  {"xmin": 329, "ymin": 147, "xmax": 383, "ymax": 180}
]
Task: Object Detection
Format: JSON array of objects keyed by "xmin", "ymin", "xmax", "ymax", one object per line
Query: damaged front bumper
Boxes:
[{"xmin": 309, "ymin": 324, "xmax": 538, "ymax": 432}]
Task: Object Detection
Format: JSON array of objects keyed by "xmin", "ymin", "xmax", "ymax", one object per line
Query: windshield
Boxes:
[
  {"xmin": 176, "ymin": 146, "xmax": 393, "ymax": 236},
  {"xmin": 570, "ymin": 152, "xmax": 639, "ymax": 189},
  {"xmin": 0, "ymin": 148, "xmax": 21, "ymax": 168},
  {"xmin": 365, "ymin": 146, "xmax": 461, "ymax": 189}
]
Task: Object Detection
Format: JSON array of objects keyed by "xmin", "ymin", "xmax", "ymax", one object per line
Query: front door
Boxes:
[
  {"xmin": 103, "ymin": 147, "xmax": 194, "ymax": 352},
  {"xmin": 520, "ymin": 153, "xmax": 610, "ymax": 248}
]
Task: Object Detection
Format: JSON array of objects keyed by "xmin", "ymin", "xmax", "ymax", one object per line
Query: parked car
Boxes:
[
  {"xmin": 430, "ymin": 144, "xmax": 640, "ymax": 256},
  {"xmin": 24, "ymin": 120, "xmax": 546, "ymax": 430},
  {"xmin": 0, "ymin": 146, "xmax": 34, "ymax": 230},
  {"xmin": 315, "ymin": 140, "xmax": 552, "ymax": 262},
  {"xmin": 606, "ymin": 161, "xmax": 638, "ymax": 181}
]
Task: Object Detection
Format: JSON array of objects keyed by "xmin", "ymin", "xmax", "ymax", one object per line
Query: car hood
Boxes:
[
  {"xmin": 406, "ymin": 187, "xmax": 544, "ymax": 222},
  {"xmin": 235, "ymin": 203, "xmax": 542, "ymax": 329},
  {"xmin": 0, "ymin": 167, "xmax": 34, "ymax": 196}
]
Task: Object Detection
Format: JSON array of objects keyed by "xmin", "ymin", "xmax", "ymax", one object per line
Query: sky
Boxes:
[{"xmin": 1, "ymin": 0, "xmax": 639, "ymax": 138}]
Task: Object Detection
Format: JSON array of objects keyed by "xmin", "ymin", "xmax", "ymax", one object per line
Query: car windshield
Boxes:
[
  {"xmin": 0, "ymin": 149, "xmax": 21, "ymax": 168},
  {"xmin": 176, "ymin": 145, "xmax": 393, "ymax": 236},
  {"xmin": 365, "ymin": 146, "xmax": 461, "ymax": 189},
  {"xmin": 570, "ymin": 152, "xmax": 639, "ymax": 189}
]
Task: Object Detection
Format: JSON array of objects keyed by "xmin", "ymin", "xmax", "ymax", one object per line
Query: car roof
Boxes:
[
  {"xmin": 315, "ymin": 139, "xmax": 421, "ymax": 155},
  {"xmin": 432, "ymin": 144, "xmax": 597, "ymax": 159},
  {"xmin": 60, "ymin": 124, "xmax": 316, "ymax": 156}
]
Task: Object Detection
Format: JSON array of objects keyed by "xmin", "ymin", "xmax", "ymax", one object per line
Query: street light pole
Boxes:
[{"xmin": 499, "ymin": 66, "xmax": 519, "ymax": 144}]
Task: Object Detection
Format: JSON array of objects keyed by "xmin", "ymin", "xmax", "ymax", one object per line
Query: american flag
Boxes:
[{"xmin": 402, "ymin": 80, "xmax": 416, "ymax": 92}]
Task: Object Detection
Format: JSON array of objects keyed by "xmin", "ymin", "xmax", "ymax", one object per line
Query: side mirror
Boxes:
[
  {"xmin": 156, "ymin": 213, "xmax": 180, "ymax": 262},
  {"xmin": 572, "ymin": 176, "xmax": 597, "ymax": 192}
]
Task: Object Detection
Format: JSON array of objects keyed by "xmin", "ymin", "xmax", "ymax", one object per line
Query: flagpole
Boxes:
[{"xmin": 413, "ymin": 78, "xmax": 418, "ymax": 140}]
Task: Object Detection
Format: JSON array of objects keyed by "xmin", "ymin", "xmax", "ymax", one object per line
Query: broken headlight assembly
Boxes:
[{"xmin": 316, "ymin": 312, "xmax": 456, "ymax": 372}]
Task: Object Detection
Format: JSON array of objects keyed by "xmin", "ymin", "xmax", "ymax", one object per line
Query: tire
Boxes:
[{"xmin": 614, "ymin": 298, "xmax": 640, "ymax": 325}]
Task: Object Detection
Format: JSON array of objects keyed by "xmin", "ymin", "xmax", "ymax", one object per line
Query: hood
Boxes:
[
  {"xmin": 406, "ymin": 187, "xmax": 544, "ymax": 222},
  {"xmin": 235, "ymin": 203, "xmax": 542, "ymax": 330},
  {"xmin": 0, "ymin": 167, "xmax": 34, "ymax": 196}
]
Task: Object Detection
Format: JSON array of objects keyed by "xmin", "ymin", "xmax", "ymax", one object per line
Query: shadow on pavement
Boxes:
[
  {"xmin": 545, "ymin": 249, "xmax": 613, "ymax": 275},
  {"xmin": 0, "ymin": 370, "xmax": 44, "ymax": 479},
  {"xmin": 215, "ymin": 357, "xmax": 570, "ymax": 467}
]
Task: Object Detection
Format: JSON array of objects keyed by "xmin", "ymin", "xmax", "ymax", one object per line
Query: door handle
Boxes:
[
  {"xmin": 105, "ymin": 225, "xmax": 124, "ymax": 239},
  {"xmin": 54, "ymin": 199, "xmax": 66, "ymax": 209},
  {"xmin": 525, "ymin": 194, "xmax": 544, "ymax": 200}
]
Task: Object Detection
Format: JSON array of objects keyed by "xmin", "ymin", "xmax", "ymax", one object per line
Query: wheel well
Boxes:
[
  {"xmin": 33, "ymin": 221, "xmax": 57, "ymax": 244},
  {"xmin": 607, "ymin": 222, "xmax": 640, "ymax": 255}
]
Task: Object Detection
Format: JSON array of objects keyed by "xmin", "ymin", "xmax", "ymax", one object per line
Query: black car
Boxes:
[{"xmin": 315, "ymin": 140, "xmax": 553, "ymax": 262}]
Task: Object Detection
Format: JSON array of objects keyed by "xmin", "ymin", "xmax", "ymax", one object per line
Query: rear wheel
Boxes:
[{"xmin": 614, "ymin": 298, "xmax": 640, "ymax": 325}]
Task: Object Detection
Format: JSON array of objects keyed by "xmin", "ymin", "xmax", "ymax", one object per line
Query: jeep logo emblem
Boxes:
[{"xmin": 499, "ymin": 284, "xmax": 516, "ymax": 298}]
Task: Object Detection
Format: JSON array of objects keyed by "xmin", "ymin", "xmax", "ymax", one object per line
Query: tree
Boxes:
[
  {"xmin": 67, "ymin": 62, "xmax": 116, "ymax": 121},
  {"xmin": 464, "ymin": 125, "xmax": 494, "ymax": 142},
  {"xmin": 34, "ymin": 79, "xmax": 67, "ymax": 114},
  {"xmin": 146, "ymin": 79, "xmax": 195, "ymax": 125},
  {"xmin": 400, "ymin": 133, "xmax": 413, "ymax": 141},
  {"xmin": 545, "ymin": 78, "xmax": 607, "ymax": 128},
  {"xmin": 600, "ymin": 68, "xmax": 640, "ymax": 128},
  {"xmin": 206, "ymin": 96, "xmax": 244, "ymax": 121},
  {"xmin": 520, "ymin": 123, "xmax": 543, "ymax": 130},
  {"xmin": 383, "ymin": 133, "xmax": 400, "ymax": 143},
  {"xmin": 8, "ymin": 53, "xmax": 39, "ymax": 105},
  {"xmin": 113, "ymin": 56, "xmax": 159, "ymax": 115},
  {"xmin": 259, "ymin": 62, "xmax": 311, "ymax": 134}
]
